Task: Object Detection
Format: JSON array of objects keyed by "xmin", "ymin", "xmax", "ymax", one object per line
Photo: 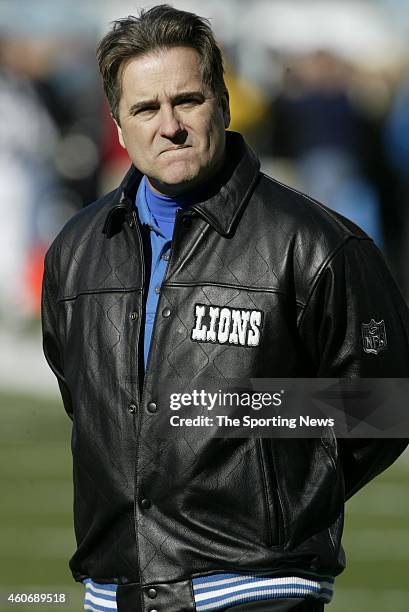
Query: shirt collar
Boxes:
[{"xmin": 135, "ymin": 176, "xmax": 162, "ymax": 235}]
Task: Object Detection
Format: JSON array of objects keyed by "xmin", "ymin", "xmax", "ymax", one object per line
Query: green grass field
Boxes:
[{"xmin": 1, "ymin": 390, "xmax": 408, "ymax": 612}]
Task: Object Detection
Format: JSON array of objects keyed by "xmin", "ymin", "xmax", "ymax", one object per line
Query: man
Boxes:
[{"xmin": 41, "ymin": 5, "xmax": 409, "ymax": 612}]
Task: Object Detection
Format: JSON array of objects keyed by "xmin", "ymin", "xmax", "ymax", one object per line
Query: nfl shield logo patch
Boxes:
[{"xmin": 361, "ymin": 319, "xmax": 387, "ymax": 355}]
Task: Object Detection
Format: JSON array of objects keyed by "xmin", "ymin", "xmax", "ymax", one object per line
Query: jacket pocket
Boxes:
[
  {"xmin": 257, "ymin": 439, "xmax": 285, "ymax": 547},
  {"xmin": 271, "ymin": 438, "xmax": 343, "ymax": 549}
]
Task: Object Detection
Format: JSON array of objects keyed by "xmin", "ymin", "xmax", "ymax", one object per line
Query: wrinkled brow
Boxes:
[{"xmin": 128, "ymin": 90, "xmax": 206, "ymax": 114}]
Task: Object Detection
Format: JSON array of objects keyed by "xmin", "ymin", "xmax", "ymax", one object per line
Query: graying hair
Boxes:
[{"xmin": 97, "ymin": 4, "xmax": 226, "ymax": 123}]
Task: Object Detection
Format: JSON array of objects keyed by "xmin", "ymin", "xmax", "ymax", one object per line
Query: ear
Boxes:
[
  {"xmin": 113, "ymin": 116, "xmax": 126, "ymax": 149},
  {"xmin": 221, "ymin": 90, "xmax": 231, "ymax": 129}
]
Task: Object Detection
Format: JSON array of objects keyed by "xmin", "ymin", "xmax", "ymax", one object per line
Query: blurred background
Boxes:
[{"xmin": 0, "ymin": 0, "xmax": 408, "ymax": 610}]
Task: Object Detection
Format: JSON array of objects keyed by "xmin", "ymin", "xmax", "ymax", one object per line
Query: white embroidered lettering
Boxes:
[
  {"xmin": 229, "ymin": 310, "xmax": 251, "ymax": 345},
  {"xmin": 217, "ymin": 308, "xmax": 232, "ymax": 343},
  {"xmin": 206, "ymin": 307, "xmax": 220, "ymax": 342},
  {"xmin": 191, "ymin": 304, "xmax": 263, "ymax": 347},
  {"xmin": 247, "ymin": 311, "xmax": 262, "ymax": 346},
  {"xmin": 191, "ymin": 305, "xmax": 207, "ymax": 341}
]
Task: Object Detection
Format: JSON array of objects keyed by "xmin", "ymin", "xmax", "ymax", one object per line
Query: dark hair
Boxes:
[{"xmin": 97, "ymin": 4, "xmax": 226, "ymax": 123}]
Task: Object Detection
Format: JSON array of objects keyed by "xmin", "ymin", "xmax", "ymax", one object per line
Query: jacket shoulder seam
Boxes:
[
  {"xmin": 297, "ymin": 234, "xmax": 372, "ymax": 328},
  {"xmin": 50, "ymin": 189, "xmax": 119, "ymax": 248},
  {"xmin": 260, "ymin": 173, "xmax": 366, "ymax": 238}
]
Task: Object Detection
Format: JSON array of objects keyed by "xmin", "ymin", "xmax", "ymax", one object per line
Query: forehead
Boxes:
[{"xmin": 119, "ymin": 46, "xmax": 207, "ymax": 101}]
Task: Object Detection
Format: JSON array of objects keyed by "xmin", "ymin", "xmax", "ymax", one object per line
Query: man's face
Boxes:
[{"xmin": 115, "ymin": 46, "xmax": 230, "ymax": 196}]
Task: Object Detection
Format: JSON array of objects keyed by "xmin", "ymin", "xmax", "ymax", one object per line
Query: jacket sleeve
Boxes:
[
  {"xmin": 298, "ymin": 235, "xmax": 409, "ymax": 500},
  {"xmin": 41, "ymin": 249, "xmax": 73, "ymax": 420}
]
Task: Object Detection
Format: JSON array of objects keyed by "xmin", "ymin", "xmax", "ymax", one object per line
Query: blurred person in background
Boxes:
[
  {"xmin": 42, "ymin": 4, "xmax": 409, "ymax": 612},
  {"xmin": 270, "ymin": 51, "xmax": 384, "ymax": 248},
  {"xmin": 0, "ymin": 34, "xmax": 58, "ymax": 323},
  {"xmin": 384, "ymin": 71, "xmax": 409, "ymax": 299},
  {"xmin": 0, "ymin": 28, "xmax": 102, "ymax": 324}
]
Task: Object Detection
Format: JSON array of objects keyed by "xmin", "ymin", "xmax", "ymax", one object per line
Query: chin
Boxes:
[
  {"xmin": 157, "ymin": 168, "xmax": 201, "ymax": 187},
  {"xmin": 164, "ymin": 157, "xmax": 204, "ymax": 180},
  {"xmin": 150, "ymin": 171, "xmax": 203, "ymax": 197}
]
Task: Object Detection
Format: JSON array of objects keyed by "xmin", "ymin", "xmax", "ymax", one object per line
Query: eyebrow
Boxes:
[{"xmin": 128, "ymin": 90, "xmax": 205, "ymax": 114}]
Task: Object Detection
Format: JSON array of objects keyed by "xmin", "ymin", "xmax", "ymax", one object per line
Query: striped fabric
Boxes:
[
  {"xmin": 82, "ymin": 573, "xmax": 334, "ymax": 611},
  {"xmin": 192, "ymin": 573, "xmax": 334, "ymax": 611},
  {"xmin": 83, "ymin": 579, "xmax": 117, "ymax": 611}
]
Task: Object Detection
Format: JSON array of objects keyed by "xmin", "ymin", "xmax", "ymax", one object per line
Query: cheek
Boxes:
[
  {"xmin": 195, "ymin": 121, "xmax": 219, "ymax": 155},
  {"xmin": 206, "ymin": 118, "xmax": 226, "ymax": 151},
  {"xmin": 122, "ymin": 123, "xmax": 153, "ymax": 149}
]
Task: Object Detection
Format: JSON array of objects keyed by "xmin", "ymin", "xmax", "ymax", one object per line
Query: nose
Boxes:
[{"xmin": 159, "ymin": 106, "xmax": 185, "ymax": 141}]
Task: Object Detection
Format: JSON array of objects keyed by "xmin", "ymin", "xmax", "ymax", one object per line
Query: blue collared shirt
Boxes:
[{"xmin": 136, "ymin": 176, "xmax": 189, "ymax": 368}]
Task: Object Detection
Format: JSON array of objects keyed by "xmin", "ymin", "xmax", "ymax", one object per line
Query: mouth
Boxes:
[{"xmin": 161, "ymin": 145, "xmax": 191, "ymax": 154}]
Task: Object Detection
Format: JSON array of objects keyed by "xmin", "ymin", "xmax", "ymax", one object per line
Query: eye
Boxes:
[
  {"xmin": 135, "ymin": 109, "xmax": 151, "ymax": 115},
  {"xmin": 131, "ymin": 106, "xmax": 158, "ymax": 117},
  {"xmin": 177, "ymin": 96, "xmax": 203, "ymax": 107},
  {"xmin": 179, "ymin": 98, "xmax": 196, "ymax": 106}
]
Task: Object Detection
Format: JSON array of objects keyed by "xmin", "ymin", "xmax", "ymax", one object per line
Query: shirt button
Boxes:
[
  {"xmin": 128, "ymin": 404, "xmax": 137, "ymax": 414},
  {"xmin": 147, "ymin": 402, "xmax": 157, "ymax": 413},
  {"xmin": 141, "ymin": 498, "xmax": 151, "ymax": 509},
  {"xmin": 130, "ymin": 312, "xmax": 138, "ymax": 320},
  {"xmin": 154, "ymin": 286, "xmax": 161, "ymax": 294},
  {"xmin": 162, "ymin": 308, "xmax": 171, "ymax": 318},
  {"xmin": 147, "ymin": 588, "xmax": 157, "ymax": 599}
]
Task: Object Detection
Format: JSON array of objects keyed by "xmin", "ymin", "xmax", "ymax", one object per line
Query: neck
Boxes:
[{"xmin": 144, "ymin": 177, "xmax": 188, "ymax": 220}]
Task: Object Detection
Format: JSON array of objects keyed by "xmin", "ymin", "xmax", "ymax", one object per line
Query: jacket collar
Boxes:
[{"xmin": 103, "ymin": 131, "xmax": 260, "ymax": 238}]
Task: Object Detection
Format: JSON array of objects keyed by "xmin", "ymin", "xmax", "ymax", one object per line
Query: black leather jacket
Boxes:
[{"xmin": 42, "ymin": 132, "xmax": 409, "ymax": 611}]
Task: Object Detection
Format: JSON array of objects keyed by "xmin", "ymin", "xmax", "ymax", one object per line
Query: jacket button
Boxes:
[
  {"xmin": 182, "ymin": 216, "xmax": 192, "ymax": 228},
  {"xmin": 141, "ymin": 498, "xmax": 151, "ymax": 509},
  {"xmin": 147, "ymin": 588, "xmax": 157, "ymax": 599},
  {"xmin": 130, "ymin": 312, "xmax": 138, "ymax": 320},
  {"xmin": 147, "ymin": 402, "xmax": 157, "ymax": 413},
  {"xmin": 128, "ymin": 404, "xmax": 137, "ymax": 414},
  {"xmin": 162, "ymin": 308, "xmax": 171, "ymax": 318}
]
